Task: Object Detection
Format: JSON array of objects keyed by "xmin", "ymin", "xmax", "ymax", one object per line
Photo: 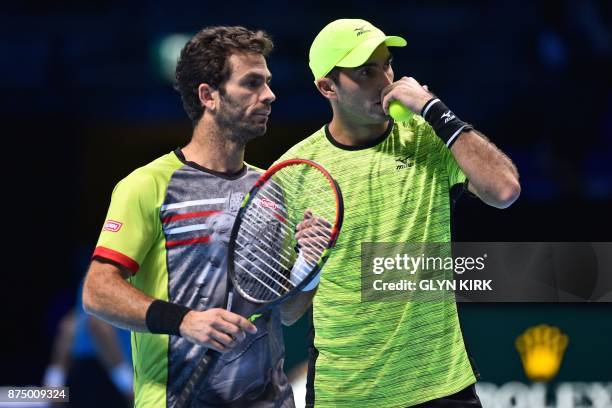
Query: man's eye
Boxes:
[
  {"xmin": 360, "ymin": 68, "xmax": 370, "ymax": 77},
  {"xmin": 245, "ymin": 79, "xmax": 262, "ymax": 88}
]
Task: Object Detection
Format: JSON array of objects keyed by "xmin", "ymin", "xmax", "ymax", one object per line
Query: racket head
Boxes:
[{"xmin": 227, "ymin": 159, "xmax": 343, "ymax": 306}]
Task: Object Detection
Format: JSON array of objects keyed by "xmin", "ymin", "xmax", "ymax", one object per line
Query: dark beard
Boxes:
[{"xmin": 214, "ymin": 94, "xmax": 266, "ymax": 145}]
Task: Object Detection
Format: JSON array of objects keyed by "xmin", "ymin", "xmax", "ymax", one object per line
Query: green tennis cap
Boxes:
[{"xmin": 309, "ymin": 19, "xmax": 407, "ymax": 80}]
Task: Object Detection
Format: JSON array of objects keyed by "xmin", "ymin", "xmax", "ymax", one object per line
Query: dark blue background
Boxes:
[{"xmin": 1, "ymin": 0, "xmax": 610, "ymax": 386}]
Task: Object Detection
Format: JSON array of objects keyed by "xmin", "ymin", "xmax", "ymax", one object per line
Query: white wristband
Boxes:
[{"xmin": 290, "ymin": 254, "xmax": 321, "ymax": 291}]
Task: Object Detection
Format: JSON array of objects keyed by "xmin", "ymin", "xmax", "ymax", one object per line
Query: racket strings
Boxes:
[
  {"xmin": 256, "ymin": 178, "xmax": 335, "ymax": 254},
  {"xmin": 266, "ymin": 170, "xmax": 338, "ymax": 220},
  {"xmin": 245, "ymin": 180, "xmax": 334, "ymax": 258},
  {"xmin": 232, "ymin": 164, "xmax": 338, "ymax": 302},
  {"xmin": 259, "ymin": 173, "xmax": 335, "ymax": 237},
  {"xmin": 234, "ymin": 252, "xmax": 290, "ymax": 295},
  {"xmin": 236, "ymin": 228, "xmax": 312, "ymax": 284},
  {"xmin": 244, "ymin": 190, "xmax": 332, "ymax": 255},
  {"xmin": 236, "ymin": 228, "xmax": 295, "ymax": 270},
  {"xmin": 235, "ymin": 225, "xmax": 307, "ymax": 284},
  {"xmin": 261, "ymin": 172, "xmax": 335, "ymax": 221}
]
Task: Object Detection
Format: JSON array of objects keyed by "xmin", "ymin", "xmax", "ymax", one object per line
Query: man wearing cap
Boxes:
[{"xmin": 276, "ymin": 19, "xmax": 520, "ymax": 407}]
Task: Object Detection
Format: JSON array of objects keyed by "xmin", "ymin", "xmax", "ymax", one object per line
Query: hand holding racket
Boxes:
[
  {"xmin": 178, "ymin": 308, "xmax": 257, "ymax": 353},
  {"xmin": 175, "ymin": 158, "xmax": 343, "ymax": 407},
  {"xmin": 294, "ymin": 209, "xmax": 333, "ymax": 269}
]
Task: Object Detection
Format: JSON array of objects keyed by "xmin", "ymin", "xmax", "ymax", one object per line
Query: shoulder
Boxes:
[
  {"xmin": 278, "ymin": 126, "xmax": 328, "ymax": 161},
  {"xmin": 114, "ymin": 152, "xmax": 183, "ymax": 197},
  {"xmin": 244, "ymin": 162, "xmax": 264, "ymax": 174}
]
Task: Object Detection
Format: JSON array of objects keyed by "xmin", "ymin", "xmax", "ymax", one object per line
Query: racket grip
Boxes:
[{"xmin": 175, "ymin": 351, "xmax": 221, "ymax": 408}]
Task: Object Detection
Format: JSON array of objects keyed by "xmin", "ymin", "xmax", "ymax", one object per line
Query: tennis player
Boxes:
[
  {"xmin": 277, "ymin": 19, "xmax": 521, "ymax": 407},
  {"xmin": 83, "ymin": 26, "xmax": 298, "ymax": 407}
]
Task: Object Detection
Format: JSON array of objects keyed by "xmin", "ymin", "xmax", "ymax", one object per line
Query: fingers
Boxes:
[
  {"xmin": 218, "ymin": 309, "xmax": 258, "ymax": 334},
  {"xmin": 312, "ymin": 215, "xmax": 332, "ymax": 228},
  {"xmin": 296, "ymin": 210, "xmax": 331, "ymax": 231},
  {"xmin": 209, "ymin": 311, "xmax": 257, "ymax": 352},
  {"xmin": 295, "ymin": 210, "xmax": 313, "ymax": 231},
  {"xmin": 205, "ymin": 338, "xmax": 228, "ymax": 353},
  {"xmin": 180, "ymin": 309, "xmax": 258, "ymax": 351},
  {"xmin": 209, "ymin": 330, "xmax": 235, "ymax": 350},
  {"xmin": 295, "ymin": 212, "xmax": 332, "ymax": 253},
  {"xmin": 296, "ymin": 224, "xmax": 332, "ymax": 264},
  {"xmin": 295, "ymin": 218, "xmax": 332, "ymax": 248},
  {"xmin": 380, "ymin": 76, "xmax": 429, "ymax": 113},
  {"xmin": 210, "ymin": 316, "xmax": 247, "ymax": 342},
  {"xmin": 380, "ymin": 83, "xmax": 396, "ymax": 114},
  {"xmin": 294, "ymin": 211, "xmax": 333, "ymax": 263},
  {"xmin": 296, "ymin": 230, "xmax": 330, "ymax": 249}
]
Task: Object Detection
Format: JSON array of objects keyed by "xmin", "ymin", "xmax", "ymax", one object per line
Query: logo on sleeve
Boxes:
[{"xmin": 103, "ymin": 220, "xmax": 123, "ymax": 232}]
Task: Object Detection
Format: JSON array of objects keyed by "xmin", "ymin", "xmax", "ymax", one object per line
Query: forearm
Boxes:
[
  {"xmin": 450, "ymin": 130, "xmax": 520, "ymax": 208},
  {"xmin": 83, "ymin": 260, "xmax": 153, "ymax": 332},
  {"xmin": 380, "ymin": 78, "xmax": 520, "ymax": 208},
  {"xmin": 84, "ymin": 260, "xmax": 257, "ymax": 352}
]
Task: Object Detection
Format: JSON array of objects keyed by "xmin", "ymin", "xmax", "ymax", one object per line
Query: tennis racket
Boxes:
[{"xmin": 175, "ymin": 158, "xmax": 343, "ymax": 407}]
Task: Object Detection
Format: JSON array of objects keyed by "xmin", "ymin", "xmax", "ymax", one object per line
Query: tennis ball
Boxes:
[{"xmin": 389, "ymin": 100, "xmax": 413, "ymax": 122}]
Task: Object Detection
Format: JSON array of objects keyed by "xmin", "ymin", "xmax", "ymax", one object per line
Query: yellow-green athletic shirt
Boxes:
[
  {"xmin": 277, "ymin": 117, "xmax": 476, "ymax": 407},
  {"xmin": 93, "ymin": 150, "xmax": 294, "ymax": 408}
]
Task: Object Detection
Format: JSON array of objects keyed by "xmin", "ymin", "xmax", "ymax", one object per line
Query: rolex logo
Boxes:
[{"xmin": 515, "ymin": 324, "xmax": 568, "ymax": 382}]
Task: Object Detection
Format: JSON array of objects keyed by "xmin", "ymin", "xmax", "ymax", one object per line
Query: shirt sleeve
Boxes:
[
  {"xmin": 92, "ymin": 172, "xmax": 161, "ymax": 274},
  {"xmin": 442, "ymin": 144, "xmax": 467, "ymax": 189}
]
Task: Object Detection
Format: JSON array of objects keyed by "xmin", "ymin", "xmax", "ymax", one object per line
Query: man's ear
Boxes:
[
  {"xmin": 198, "ymin": 83, "xmax": 218, "ymax": 111},
  {"xmin": 316, "ymin": 77, "xmax": 338, "ymax": 101}
]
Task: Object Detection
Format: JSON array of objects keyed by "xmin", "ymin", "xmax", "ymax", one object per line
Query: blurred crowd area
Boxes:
[{"xmin": 1, "ymin": 0, "xmax": 610, "ymax": 389}]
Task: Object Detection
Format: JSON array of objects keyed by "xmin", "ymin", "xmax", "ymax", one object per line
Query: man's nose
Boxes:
[
  {"xmin": 261, "ymin": 83, "xmax": 276, "ymax": 104},
  {"xmin": 378, "ymin": 71, "xmax": 393, "ymax": 93}
]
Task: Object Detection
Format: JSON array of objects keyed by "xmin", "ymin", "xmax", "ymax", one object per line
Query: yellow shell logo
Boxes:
[{"xmin": 515, "ymin": 324, "xmax": 568, "ymax": 382}]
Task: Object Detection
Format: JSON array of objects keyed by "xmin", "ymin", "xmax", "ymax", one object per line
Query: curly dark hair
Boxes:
[{"xmin": 175, "ymin": 26, "xmax": 274, "ymax": 125}]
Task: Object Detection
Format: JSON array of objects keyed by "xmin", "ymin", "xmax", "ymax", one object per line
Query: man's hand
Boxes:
[
  {"xmin": 295, "ymin": 210, "xmax": 332, "ymax": 265},
  {"xmin": 381, "ymin": 76, "xmax": 432, "ymax": 116},
  {"xmin": 179, "ymin": 309, "xmax": 257, "ymax": 352}
]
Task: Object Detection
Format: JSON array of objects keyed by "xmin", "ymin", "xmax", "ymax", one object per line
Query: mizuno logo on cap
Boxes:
[{"xmin": 354, "ymin": 26, "xmax": 372, "ymax": 36}]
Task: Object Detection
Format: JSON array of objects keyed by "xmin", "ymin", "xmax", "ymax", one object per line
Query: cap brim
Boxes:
[{"xmin": 336, "ymin": 35, "xmax": 406, "ymax": 68}]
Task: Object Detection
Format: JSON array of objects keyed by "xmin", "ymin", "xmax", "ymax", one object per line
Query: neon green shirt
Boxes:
[
  {"xmin": 277, "ymin": 117, "xmax": 476, "ymax": 407},
  {"xmin": 94, "ymin": 151, "xmax": 294, "ymax": 407}
]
